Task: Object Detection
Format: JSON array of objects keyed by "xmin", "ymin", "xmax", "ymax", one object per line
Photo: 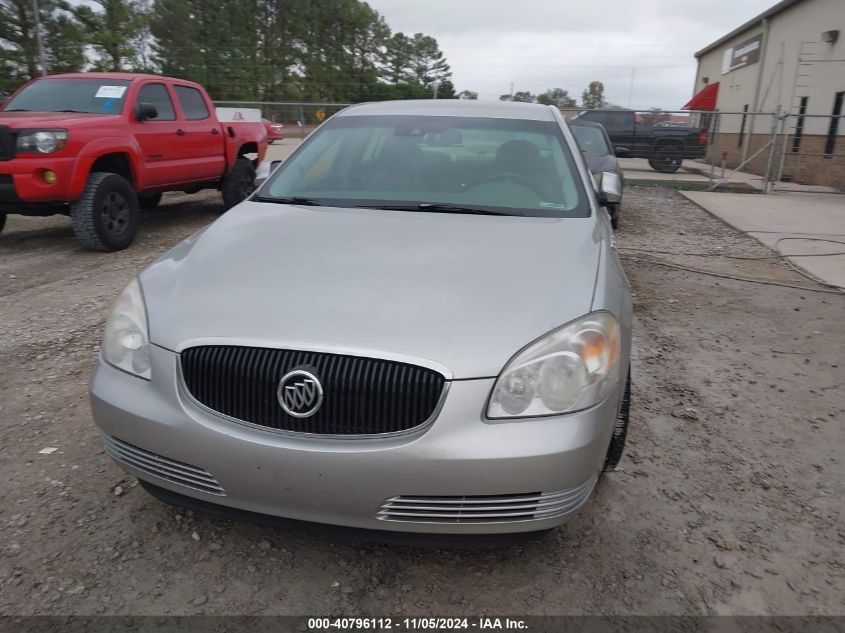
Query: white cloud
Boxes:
[{"xmin": 367, "ymin": 0, "xmax": 777, "ymax": 109}]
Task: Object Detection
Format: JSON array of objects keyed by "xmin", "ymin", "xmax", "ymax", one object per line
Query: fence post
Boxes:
[
  {"xmin": 707, "ymin": 112, "xmax": 721, "ymax": 189},
  {"xmin": 762, "ymin": 113, "xmax": 780, "ymax": 194}
]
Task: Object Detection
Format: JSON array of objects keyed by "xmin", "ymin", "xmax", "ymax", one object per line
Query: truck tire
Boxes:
[
  {"xmin": 603, "ymin": 370, "xmax": 631, "ymax": 472},
  {"xmin": 70, "ymin": 172, "xmax": 140, "ymax": 252},
  {"xmin": 648, "ymin": 146, "xmax": 683, "ymax": 173},
  {"xmin": 221, "ymin": 158, "xmax": 256, "ymax": 210},
  {"xmin": 139, "ymin": 193, "xmax": 162, "ymax": 211}
]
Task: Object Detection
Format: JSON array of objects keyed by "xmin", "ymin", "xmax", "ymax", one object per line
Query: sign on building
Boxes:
[{"xmin": 721, "ymin": 33, "xmax": 763, "ymax": 74}]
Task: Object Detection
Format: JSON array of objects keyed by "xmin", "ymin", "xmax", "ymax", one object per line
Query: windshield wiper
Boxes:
[
  {"xmin": 253, "ymin": 195, "xmax": 324, "ymax": 206},
  {"xmin": 361, "ymin": 202, "xmax": 515, "ymax": 216}
]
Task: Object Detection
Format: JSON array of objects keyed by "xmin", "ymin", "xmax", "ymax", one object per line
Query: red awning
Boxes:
[{"xmin": 683, "ymin": 82, "xmax": 719, "ymax": 110}]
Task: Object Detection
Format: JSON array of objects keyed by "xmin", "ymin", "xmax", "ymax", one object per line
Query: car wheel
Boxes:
[
  {"xmin": 0, "ymin": 212, "xmax": 5, "ymax": 235},
  {"xmin": 71, "ymin": 172, "xmax": 140, "ymax": 252},
  {"xmin": 603, "ymin": 370, "xmax": 631, "ymax": 472},
  {"xmin": 648, "ymin": 146, "xmax": 683, "ymax": 173},
  {"xmin": 221, "ymin": 158, "xmax": 257, "ymax": 210},
  {"xmin": 139, "ymin": 192, "xmax": 163, "ymax": 211},
  {"xmin": 608, "ymin": 204, "xmax": 620, "ymax": 230}
]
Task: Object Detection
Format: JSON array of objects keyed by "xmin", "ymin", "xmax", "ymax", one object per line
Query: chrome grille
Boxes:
[
  {"xmin": 377, "ymin": 476, "xmax": 596, "ymax": 524},
  {"xmin": 180, "ymin": 346, "xmax": 447, "ymax": 436},
  {"xmin": 101, "ymin": 434, "xmax": 225, "ymax": 495}
]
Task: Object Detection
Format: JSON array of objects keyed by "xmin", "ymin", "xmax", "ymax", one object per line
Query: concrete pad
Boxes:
[{"xmin": 681, "ymin": 190, "xmax": 845, "ymax": 288}]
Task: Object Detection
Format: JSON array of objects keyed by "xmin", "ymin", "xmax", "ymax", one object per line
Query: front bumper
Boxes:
[
  {"xmin": 0, "ymin": 156, "xmax": 78, "ymax": 204},
  {"xmin": 90, "ymin": 344, "xmax": 619, "ymax": 535}
]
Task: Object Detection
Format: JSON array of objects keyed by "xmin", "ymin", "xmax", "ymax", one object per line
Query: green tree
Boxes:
[
  {"xmin": 500, "ymin": 90, "xmax": 535, "ymax": 103},
  {"xmin": 457, "ymin": 89, "xmax": 477, "ymax": 100},
  {"xmin": 537, "ymin": 87, "xmax": 576, "ymax": 109},
  {"xmin": 581, "ymin": 81, "xmax": 606, "ymax": 109},
  {"xmin": 0, "ymin": 0, "xmax": 87, "ymax": 87},
  {"xmin": 74, "ymin": 0, "xmax": 150, "ymax": 72},
  {"xmin": 407, "ymin": 33, "xmax": 450, "ymax": 88}
]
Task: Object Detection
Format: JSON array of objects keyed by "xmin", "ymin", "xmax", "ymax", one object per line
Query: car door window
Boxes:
[
  {"xmin": 136, "ymin": 83, "xmax": 176, "ymax": 121},
  {"xmin": 174, "ymin": 86, "xmax": 210, "ymax": 120},
  {"xmin": 606, "ymin": 112, "xmax": 631, "ymax": 127}
]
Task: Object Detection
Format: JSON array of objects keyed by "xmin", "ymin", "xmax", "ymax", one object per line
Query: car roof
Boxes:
[
  {"xmin": 338, "ymin": 99, "xmax": 557, "ymax": 121},
  {"xmin": 36, "ymin": 72, "xmax": 204, "ymax": 89}
]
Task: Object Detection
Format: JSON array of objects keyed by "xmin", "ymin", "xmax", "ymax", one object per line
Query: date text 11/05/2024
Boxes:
[{"xmin": 308, "ymin": 617, "xmax": 528, "ymax": 630}]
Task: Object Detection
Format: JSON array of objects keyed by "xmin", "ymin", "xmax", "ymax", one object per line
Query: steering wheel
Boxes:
[{"xmin": 485, "ymin": 172, "xmax": 546, "ymax": 198}]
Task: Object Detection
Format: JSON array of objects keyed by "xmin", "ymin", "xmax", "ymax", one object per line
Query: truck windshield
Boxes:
[
  {"xmin": 3, "ymin": 78, "xmax": 131, "ymax": 115},
  {"xmin": 260, "ymin": 114, "xmax": 588, "ymax": 218}
]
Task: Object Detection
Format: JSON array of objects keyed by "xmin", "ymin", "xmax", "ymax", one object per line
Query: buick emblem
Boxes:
[{"xmin": 277, "ymin": 370, "xmax": 323, "ymax": 418}]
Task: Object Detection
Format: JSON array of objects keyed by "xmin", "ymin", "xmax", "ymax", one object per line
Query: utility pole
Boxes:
[
  {"xmin": 510, "ymin": 82, "xmax": 514, "ymax": 99},
  {"xmin": 432, "ymin": 80, "xmax": 440, "ymax": 100},
  {"xmin": 32, "ymin": 0, "xmax": 48, "ymax": 76}
]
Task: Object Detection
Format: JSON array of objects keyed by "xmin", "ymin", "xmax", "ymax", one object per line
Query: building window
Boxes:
[
  {"xmin": 824, "ymin": 91, "xmax": 844, "ymax": 157},
  {"xmin": 738, "ymin": 104, "xmax": 749, "ymax": 148},
  {"xmin": 791, "ymin": 97, "xmax": 808, "ymax": 153}
]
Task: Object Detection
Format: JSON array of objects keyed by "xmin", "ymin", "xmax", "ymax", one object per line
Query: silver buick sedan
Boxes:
[{"xmin": 90, "ymin": 100, "xmax": 633, "ymax": 535}]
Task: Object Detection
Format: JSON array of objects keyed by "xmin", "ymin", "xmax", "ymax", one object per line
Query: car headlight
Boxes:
[
  {"xmin": 16, "ymin": 129, "xmax": 68, "ymax": 154},
  {"xmin": 487, "ymin": 311, "xmax": 620, "ymax": 419},
  {"xmin": 102, "ymin": 278, "xmax": 151, "ymax": 380}
]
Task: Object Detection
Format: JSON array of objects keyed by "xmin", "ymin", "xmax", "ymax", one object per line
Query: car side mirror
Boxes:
[
  {"xmin": 614, "ymin": 146, "xmax": 632, "ymax": 158},
  {"xmin": 270, "ymin": 160, "xmax": 282, "ymax": 171},
  {"xmin": 598, "ymin": 171, "xmax": 622, "ymax": 205},
  {"xmin": 136, "ymin": 103, "xmax": 159, "ymax": 121}
]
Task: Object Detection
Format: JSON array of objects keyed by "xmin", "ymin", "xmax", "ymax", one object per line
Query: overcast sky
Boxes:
[{"xmin": 367, "ymin": 0, "xmax": 777, "ymax": 109}]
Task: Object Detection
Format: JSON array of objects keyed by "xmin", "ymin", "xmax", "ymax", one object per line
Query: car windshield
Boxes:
[
  {"xmin": 260, "ymin": 114, "xmax": 588, "ymax": 218},
  {"xmin": 570, "ymin": 125, "xmax": 611, "ymax": 159},
  {"xmin": 3, "ymin": 78, "xmax": 131, "ymax": 115}
]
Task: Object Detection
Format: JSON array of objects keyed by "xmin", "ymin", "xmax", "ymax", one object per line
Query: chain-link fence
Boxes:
[{"xmin": 560, "ymin": 108, "xmax": 845, "ymax": 193}]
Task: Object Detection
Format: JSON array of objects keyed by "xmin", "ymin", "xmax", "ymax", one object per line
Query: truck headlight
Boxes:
[
  {"xmin": 102, "ymin": 278, "xmax": 151, "ymax": 380},
  {"xmin": 16, "ymin": 129, "xmax": 68, "ymax": 154},
  {"xmin": 487, "ymin": 312, "xmax": 620, "ymax": 419}
]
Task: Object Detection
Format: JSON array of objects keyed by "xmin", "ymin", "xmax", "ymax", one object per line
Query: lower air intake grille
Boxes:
[
  {"xmin": 180, "ymin": 346, "xmax": 447, "ymax": 436},
  {"xmin": 0, "ymin": 126, "xmax": 15, "ymax": 161},
  {"xmin": 377, "ymin": 476, "xmax": 597, "ymax": 524},
  {"xmin": 101, "ymin": 434, "xmax": 225, "ymax": 495}
]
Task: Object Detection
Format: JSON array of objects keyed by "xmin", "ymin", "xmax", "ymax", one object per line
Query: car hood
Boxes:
[
  {"xmin": 141, "ymin": 201, "xmax": 602, "ymax": 379},
  {"xmin": 0, "ymin": 111, "xmax": 113, "ymax": 127}
]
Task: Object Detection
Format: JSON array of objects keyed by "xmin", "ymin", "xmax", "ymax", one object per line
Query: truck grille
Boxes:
[
  {"xmin": 0, "ymin": 126, "xmax": 15, "ymax": 161},
  {"xmin": 377, "ymin": 477, "xmax": 597, "ymax": 524},
  {"xmin": 180, "ymin": 346, "xmax": 447, "ymax": 436}
]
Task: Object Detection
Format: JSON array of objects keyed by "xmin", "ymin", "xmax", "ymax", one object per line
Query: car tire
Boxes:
[
  {"xmin": 139, "ymin": 192, "xmax": 162, "ymax": 211},
  {"xmin": 70, "ymin": 172, "xmax": 140, "ymax": 252},
  {"xmin": 608, "ymin": 204, "xmax": 620, "ymax": 230},
  {"xmin": 221, "ymin": 158, "xmax": 256, "ymax": 210},
  {"xmin": 0, "ymin": 212, "xmax": 6, "ymax": 235},
  {"xmin": 603, "ymin": 370, "xmax": 631, "ymax": 472},
  {"xmin": 648, "ymin": 146, "xmax": 683, "ymax": 173}
]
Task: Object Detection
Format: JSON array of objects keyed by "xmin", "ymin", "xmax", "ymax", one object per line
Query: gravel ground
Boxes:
[{"xmin": 0, "ymin": 187, "xmax": 843, "ymax": 616}]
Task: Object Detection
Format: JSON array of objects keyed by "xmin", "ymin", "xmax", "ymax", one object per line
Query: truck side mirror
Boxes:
[{"xmin": 136, "ymin": 103, "xmax": 159, "ymax": 121}]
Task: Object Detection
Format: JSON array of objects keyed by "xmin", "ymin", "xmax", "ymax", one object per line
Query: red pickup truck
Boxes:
[{"xmin": 0, "ymin": 73, "xmax": 267, "ymax": 251}]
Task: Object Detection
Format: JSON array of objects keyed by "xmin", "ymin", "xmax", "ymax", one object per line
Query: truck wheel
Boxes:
[
  {"xmin": 71, "ymin": 172, "xmax": 140, "ymax": 252},
  {"xmin": 648, "ymin": 146, "xmax": 683, "ymax": 173},
  {"xmin": 221, "ymin": 158, "xmax": 256, "ymax": 210},
  {"xmin": 139, "ymin": 193, "xmax": 162, "ymax": 211},
  {"xmin": 603, "ymin": 370, "xmax": 631, "ymax": 472}
]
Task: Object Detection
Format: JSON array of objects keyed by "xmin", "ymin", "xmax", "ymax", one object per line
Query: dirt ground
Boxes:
[{"xmin": 0, "ymin": 187, "xmax": 843, "ymax": 616}]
